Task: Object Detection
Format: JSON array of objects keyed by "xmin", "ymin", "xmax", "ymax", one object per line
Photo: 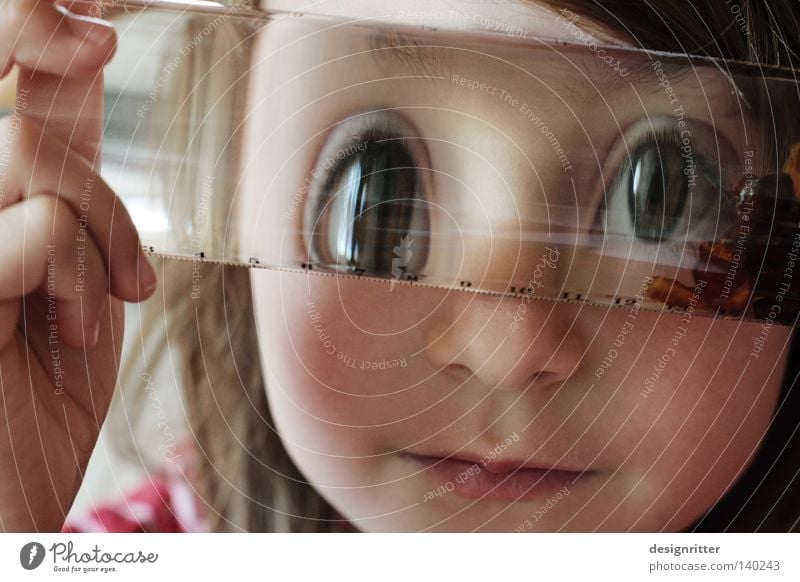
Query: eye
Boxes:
[
  {"xmin": 603, "ymin": 129, "xmax": 729, "ymax": 245},
  {"xmin": 627, "ymin": 138, "xmax": 688, "ymax": 242},
  {"xmin": 305, "ymin": 111, "xmax": 430, "ymax": 277}
]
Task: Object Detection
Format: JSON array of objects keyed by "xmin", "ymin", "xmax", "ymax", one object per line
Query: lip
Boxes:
[{"xmin": 403, "ymin": 451, "xmax": 592, "ymax": 503}]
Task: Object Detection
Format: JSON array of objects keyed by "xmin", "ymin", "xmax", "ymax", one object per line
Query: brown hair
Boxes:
[{"xmin": 124, "ymin": 0, "xmax": 800, "ymax": 531}]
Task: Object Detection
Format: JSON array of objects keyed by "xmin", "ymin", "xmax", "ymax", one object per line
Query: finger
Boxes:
[
  {"xmin": 2, "ymin": 115, "xmax": 157, "ymax": 300},
  {"xmin": 0, "ymin": 195, "xmax": 110, "ymax": 348},
  {"xmin": 0, "ymin": 298, "xmax": 21, "ymax": 352},
  {"xmin": 14, "ymin": 0, "xmax": 117, "ymax": 168},
  {"xmin": 0, "ymin": 0, "xmax": 116, "ymax": 80}
]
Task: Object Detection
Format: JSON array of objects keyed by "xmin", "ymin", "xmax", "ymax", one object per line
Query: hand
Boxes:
[{"xmin": 0, "ymin": 0, "xmax": 156, "ymax": 532}]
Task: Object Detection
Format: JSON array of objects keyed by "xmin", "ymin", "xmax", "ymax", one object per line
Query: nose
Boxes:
[{"xmin": 423, "ymin": 291, "xmax": 586, "ymax": 392}]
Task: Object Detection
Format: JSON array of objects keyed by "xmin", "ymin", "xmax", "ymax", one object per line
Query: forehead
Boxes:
[
  {"xmin": 258, "ymin": 0, "xmax": 620, "ymax": 44},
  {"xmin": 254, "ymin": 0, "xmax": 730, "ymax": 102},
  {"xmin": 249, "ymin": 12, "xmax": 732, "ymax": 116},
  {"xmin": 240, "ymin": 7, "xmax": 743, "ymax": 215}
]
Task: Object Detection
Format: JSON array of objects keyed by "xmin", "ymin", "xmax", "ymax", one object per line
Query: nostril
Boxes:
[
  {"xmin": 423, "ymin": 294, "xmax": 585, "ymax": 393},
  {"xmin": 440, "ymin": 364, "xmax": 565, "ymax": 391},
  {"xmin": 487, "ymin": 369, "xmax": 565, "ymax": 392},
  {"xmin": 528, "ymin": 370, "xmax": 564, "ymax": 390},
  {"xmin": 441, "ymin": 363, "xmax": 474, "ymax": 383}
]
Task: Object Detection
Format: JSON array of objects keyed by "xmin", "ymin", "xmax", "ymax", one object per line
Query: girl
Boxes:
[{"xmin": 2, "ymin": 0, "xmax": 800, "ymax": 533}]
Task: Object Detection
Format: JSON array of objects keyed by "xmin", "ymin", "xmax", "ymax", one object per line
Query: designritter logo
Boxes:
[{"xmin": 20, "ymin": 542, "xmax": 46, "ymax": 570}]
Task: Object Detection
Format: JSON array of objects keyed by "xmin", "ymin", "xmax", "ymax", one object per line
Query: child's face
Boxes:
[{"xmin": 242, "ymin": 0, "xmax": 792, "ymax": 531}]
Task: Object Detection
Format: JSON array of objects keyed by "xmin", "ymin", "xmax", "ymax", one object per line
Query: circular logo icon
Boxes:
[{"xmin": 19, "ymin": 542, "xmax": 45, "ymax": 570}]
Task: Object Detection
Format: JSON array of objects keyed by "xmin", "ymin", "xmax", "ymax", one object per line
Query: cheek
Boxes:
[
  {"xmin": 598, "ymin": 315, "xmax": 790, "ymax": 526},
  {"xmin": 634, "ymin": 318, "xmax": 787, "ymax": 446},
  {"xmin": 249, "ymin": 270, "xmax": 437, "ymax": 452}
]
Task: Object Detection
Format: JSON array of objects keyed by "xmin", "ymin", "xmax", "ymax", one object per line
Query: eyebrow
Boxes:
[
  {"xmin": 368, "ymin": 30, "xmax": 702, "ymax": 96},
  {"xmin": 368, "ymin": 31, "xmax": 450, "ymax": 80},
  {"xmin": 588, "ymin": 57, "xmax": 693, "ymax": 94}
]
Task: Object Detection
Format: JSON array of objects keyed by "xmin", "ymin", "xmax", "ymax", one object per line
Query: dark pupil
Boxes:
[
  {"xmin": 317, "ymin": 140, "xmax": 427, "ymax": 274},
  {"xmin": 628, "ymin": 141, "xmax": 688, "ymax": 242}
]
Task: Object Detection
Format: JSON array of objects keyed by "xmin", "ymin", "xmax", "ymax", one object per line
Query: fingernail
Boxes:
[
  {"xmin": 62, "ymin": 9, "xmax": 115, "ymax": 46},
  {"xmin": 139, "ymin": 254, "xmax": 157, "ymax": 295}
]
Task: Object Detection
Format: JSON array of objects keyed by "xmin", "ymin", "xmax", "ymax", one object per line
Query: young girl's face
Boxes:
[{"xmin": 242, "ymin": 0, "xmax": 792, "ymax": 531}]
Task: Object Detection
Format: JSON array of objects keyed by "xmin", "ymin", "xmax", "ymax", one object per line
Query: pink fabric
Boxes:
[{"xmin": 62, "ymin": 440, "xmax": 207, "ymax": 533}]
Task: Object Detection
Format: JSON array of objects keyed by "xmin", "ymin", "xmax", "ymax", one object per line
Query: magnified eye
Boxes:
[
  {"xmin": 604, "ymin": 128, "xmax": 728, "ymax": 245},
  {"xmin": 627, "ymin": 138, "xmax": 688, "ymax": 241},
  {"xmin": 305, "ymin": 111, "xmax": 430, "ymax": 277}
]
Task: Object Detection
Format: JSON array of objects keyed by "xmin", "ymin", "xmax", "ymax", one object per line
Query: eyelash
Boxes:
[{"xmin": 315, "ymin": 112, "xmax": 415, "ymax": 182}]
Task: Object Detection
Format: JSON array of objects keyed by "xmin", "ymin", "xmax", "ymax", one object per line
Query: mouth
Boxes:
[{"xmin": 402, "ymin": 451, "xmax": 593, "ymax": 503}]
